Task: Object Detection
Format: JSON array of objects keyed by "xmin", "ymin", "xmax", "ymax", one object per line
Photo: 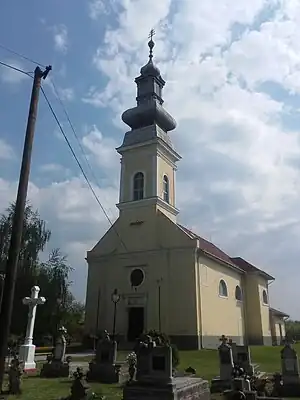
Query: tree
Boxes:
[
  {"xmin": 35, "ymin": 248, "xmax": 73, "ymax": 343},
  {"xmin": 0, "ymin": 202, "xmax": 51, "ymax": 335},
  {"xmin": 286, "ymin": 320, "xmax": 300, "ymax": 341}
]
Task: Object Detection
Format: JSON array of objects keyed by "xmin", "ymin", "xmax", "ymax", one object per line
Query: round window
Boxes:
[{"xmin": 130, "ymin": 268, "xmax": 144, "ymax": 287}]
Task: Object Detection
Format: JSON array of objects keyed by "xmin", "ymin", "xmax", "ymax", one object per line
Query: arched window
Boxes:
[
  {"xmin": 133, "ymin": 172, "xmax": 144, "ymax": 201},
  {"xmin": 219, "ymin": 279, "xmax": 228, "ymax": 297},
  {"xmin": 163, "ymin": 175, "xmax": 169, "ymax": 203},
  {"xmin": 235, "ymin": 285, "xmax": 242, "ymax": 301},
  {"xmin": 262, "ymin": 289, "xmax": 268, "ymax": 304}
]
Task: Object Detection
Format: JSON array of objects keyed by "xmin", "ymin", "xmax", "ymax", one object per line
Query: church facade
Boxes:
[{"xmin": 84, "ymin": 37, "xmax": 287, "ymax": 350}]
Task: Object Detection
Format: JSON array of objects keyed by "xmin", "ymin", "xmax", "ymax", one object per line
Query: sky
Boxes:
[{"xmin": 0, "ymin": 0, "xmax": 300, "ymax": 319}]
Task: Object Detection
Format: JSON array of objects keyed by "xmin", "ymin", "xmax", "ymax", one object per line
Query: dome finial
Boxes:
[{"xmin": 148, "ymin": 29, "xmax": 156, "ymax": 60}]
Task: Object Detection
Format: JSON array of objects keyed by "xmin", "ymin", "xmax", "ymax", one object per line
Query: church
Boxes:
[{"xmin": 84, "ymin": 36, "xmax": 288, "ymax": 350}]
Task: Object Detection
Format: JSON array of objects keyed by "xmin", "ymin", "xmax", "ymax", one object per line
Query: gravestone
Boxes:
[
  {"xmin": 40, "ymin": 326, "xmax": 70, "ymax": 378},
  {"xmin": 18, "ymin": 286, "xmax": 46, "ymax": 371},
  {"xmin": 8, "ymin": 357, "xmax": 22, "ymax": 395},
  {"xmin": 233, "ymin": 344, "xmax": 254, "ymax": 376},
  {"xmin": 123, "ymin": 339, "xmax": 210, "ymax": 400},
  {"xmin": 211, "ymin": 335, "xmax": 234, "ymax": 393},
  {"xmin": 280, "ymin": 343, "xmax": 300, "ymax": 397},
  {"xmin": 86, "ymin": 330, "xmax": 120, "ymax": 384},
  {"xmin": 59, "ymin": 367, "xmax": 96, "ymax": 400}
]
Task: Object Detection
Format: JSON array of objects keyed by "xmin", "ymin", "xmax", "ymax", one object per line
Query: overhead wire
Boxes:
[
  {"xmin": 0, "ymin": 43, "xmax": 46, "ymax": 68},
  {"xmin": 0, "ymin": 43, "xmax": 131, "ymax": 254},
  {"xmin": 49, "ymin": 78, "xmax": 116, "ymax": 220},
  {"xmin": 0, "ymin": 60, "xmax": 33, "ymax": 78},
  {"xmin": 40, "ymin": 86, "xmax": 129, "ymax": 253}
]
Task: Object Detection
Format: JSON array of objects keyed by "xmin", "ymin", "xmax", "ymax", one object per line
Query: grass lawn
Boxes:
[{"xmin": 5, "ymin": 344, "xmax": 300, "ymax": 399}]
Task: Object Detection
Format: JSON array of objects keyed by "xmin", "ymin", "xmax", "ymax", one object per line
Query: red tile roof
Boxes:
[
  {"xmin": 230, "ymin": 257, "xmax": 274, "ymax": 280},
  {"xmin": 178, "ymin": 224, "xmax": 274, "ymax": 280},
  {"xmin": 270, "ymin": 307, "xmax": 289, "ymax": 318},
  {"xmin": 178, "ymin": 224, "xmax": 240, "ymax": 270}
]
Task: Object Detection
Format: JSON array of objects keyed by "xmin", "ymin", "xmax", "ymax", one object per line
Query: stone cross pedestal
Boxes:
[{"xmin": 19, "ymin": 286, "xmax": 46, "ymax": 371}]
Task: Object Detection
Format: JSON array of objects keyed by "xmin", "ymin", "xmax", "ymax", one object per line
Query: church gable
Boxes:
[
  {"xmin": 87, "ymin": 218, "xmax": 122, "ymax": 257},
  {"xmin": 157, "ymin": 211, "xmax": 198, "ymax": 248}
]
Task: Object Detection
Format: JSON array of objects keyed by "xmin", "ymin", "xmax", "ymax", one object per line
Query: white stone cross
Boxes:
[
  {"xmin": 19, "ymin": 286, "xmax": 46, "ymax": 371},
  {"xmin": 22, "ymin": 285, "xmax": 46, "ymax": 345}
]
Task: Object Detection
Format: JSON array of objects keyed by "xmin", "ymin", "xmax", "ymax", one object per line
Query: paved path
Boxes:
[{"xmin": 34, "ymin": 352, "xmax": 94, "ymax": 361}]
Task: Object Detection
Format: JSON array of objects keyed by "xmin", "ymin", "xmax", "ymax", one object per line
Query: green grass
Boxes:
[{"xmin": 5, "ymin": 345, "xmax": 300, "ymax": 399}]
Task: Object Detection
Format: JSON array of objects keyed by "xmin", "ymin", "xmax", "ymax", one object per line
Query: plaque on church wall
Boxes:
[{"xmin": 127, "ymin": 296, "xmax": 145, "ymax": 306}]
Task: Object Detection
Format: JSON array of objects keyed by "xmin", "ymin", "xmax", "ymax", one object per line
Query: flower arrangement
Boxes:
[{"xmin": 126, "ymin": 352, "xmax": 137, "ymax": 367}]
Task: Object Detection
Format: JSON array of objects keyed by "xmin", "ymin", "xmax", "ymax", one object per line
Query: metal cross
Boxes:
[{"xmin": 148, "ymin": 29, "xmax": 156, "ymax": 41}]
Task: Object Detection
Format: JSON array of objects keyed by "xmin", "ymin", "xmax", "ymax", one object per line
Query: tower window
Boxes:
[
  {"xmin": 262, "ymin": 289, "xmax": 268, "ymax": 305},
  {"xmin": 133, "ymin": 172, "xmax": 144, "ymax": 201},
  {"xmin": 163, "ymin": 175, "xmax": 169, "ymax": 203}
]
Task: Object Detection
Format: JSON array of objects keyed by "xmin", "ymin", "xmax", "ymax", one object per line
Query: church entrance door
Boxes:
[{"xmin": 127, "ymin": 307, "xmax": 144, "ymax": 341}]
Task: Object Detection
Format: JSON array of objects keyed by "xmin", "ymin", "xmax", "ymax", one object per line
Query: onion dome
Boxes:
[{"xmin": 121, "ymin": 30, "xmax": 177, "ymax": 132}]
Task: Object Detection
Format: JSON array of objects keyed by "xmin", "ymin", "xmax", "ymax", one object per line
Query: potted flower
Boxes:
[{"xmin": 126, "ymin": 352, "xmax": 137, "ymax": 382}]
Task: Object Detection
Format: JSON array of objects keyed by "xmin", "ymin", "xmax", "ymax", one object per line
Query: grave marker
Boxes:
[
  {"xmin": 124, "ymin": 335, "xmax": 210, "ymax": 400},
  {"xmin": 18, "ymin": 286, "xmax": 46, "ymax": 371},
  {"xmin": 86, "ymin": 330, "xmax": 120, "ymax": 384},
  {"xmin": 280, "ymin": 343, "xmax": 300, "ymax": 396}
]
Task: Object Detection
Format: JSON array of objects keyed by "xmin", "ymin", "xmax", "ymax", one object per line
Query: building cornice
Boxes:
[
  {"xmin": 116, "ymin": 196, "xmax": 179, "ymax": 216},
  {"xmin": 116, "ymin": 136, "xmax": 181, "ymax": 164}
]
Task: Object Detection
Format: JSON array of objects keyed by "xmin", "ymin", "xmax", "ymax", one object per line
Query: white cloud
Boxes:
[
  {"xmin": 82, "ymin": 0, "xmax": 300, "ymax": 317},
  {"xmin": 53, "ymin": 25, "xmax": 68, "ymax": 53},
  {"xmin": 0, "ymin": 138, "xmax": 15, "ymax": 160},
  {"xmin": 0, "ymin": 60, "xmax": 28, "ymax": 85},
  {"xmin": 82, "ymin": 125, "xmax": 119, "ymax": 174},
  {"xmin": 88, "ymin": 0, "xmax": 109, "ymax": 19},
  {"xmin": 57, "ymin": 87, "xmax": 74, "ymax": 102},
  {"xmin": 0, "ymin": 176, "xmax": 118, "ymax": 302}
]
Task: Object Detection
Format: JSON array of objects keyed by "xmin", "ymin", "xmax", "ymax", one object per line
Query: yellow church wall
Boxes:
[
  {"xmin": 270, "ymin": 314, "xmax": 286, "ymax": 345},
  {"xmin": 258, "ymin": 279, "xmax": 272, "ymax": 345},
  {"xmin": 157, "ymin": 155, "xmax": 175, "ymax": 206},
  {"xmin": 120, "ymin": 144, "xmax": 158, "ymax": 203},
  {"xmin": 85, "ymin": 245, "xmax": 199, "ymax": 348},
  {"xmin": 198, "ymin": 257, "xmax": 245, "ymax": 349},
  {"xmin": 244, "ymin": 274, "xmax": 272, "ymax": 345}
]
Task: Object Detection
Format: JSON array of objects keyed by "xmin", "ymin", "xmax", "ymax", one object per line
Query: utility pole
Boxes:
[{"xmin": 0, "ymin": 65, "xmax": 51, "ymax": 390}]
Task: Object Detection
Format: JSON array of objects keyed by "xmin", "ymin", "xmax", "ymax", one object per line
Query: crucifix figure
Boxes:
[{"xmin": 19, "ymin": 286, "xmax": 46, "ymax": 371}]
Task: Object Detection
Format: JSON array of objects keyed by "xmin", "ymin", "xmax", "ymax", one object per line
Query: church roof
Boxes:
[
  {"xmin": 269, "ymin": 307, "xmax": 289, "ymax": 318},
  {"xmin": 231, "ymin": 257, "xmax": 275, "ymax": 280},
  {"xmin": 178, "ymin": 224, "xmax": 274, "ymax": 280},
  {"xmin": 121, "ymin": 31, "xmax": 176, "ymax": 133},
  {"xmin": 178, "ymin": 225, "xmax": 239, "ymax": 269}
]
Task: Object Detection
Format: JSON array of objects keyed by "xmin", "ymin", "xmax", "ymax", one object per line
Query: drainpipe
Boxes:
[{"xmin": 195, "ymin": 248, "xmax": 203, "ymax": 349}]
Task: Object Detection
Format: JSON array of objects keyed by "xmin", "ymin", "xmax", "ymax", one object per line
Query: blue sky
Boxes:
[{"xmin": 1, "ymin": 0, "xmax": 300, "ymax": 319}]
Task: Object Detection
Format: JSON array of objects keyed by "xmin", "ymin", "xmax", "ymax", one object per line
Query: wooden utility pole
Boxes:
[{"xmin": 0, "ymin": 65, "xmax": 51, "ymax": 390}]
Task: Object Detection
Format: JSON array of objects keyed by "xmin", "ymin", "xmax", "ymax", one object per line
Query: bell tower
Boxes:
[{"xmin": 116, "ymin": 30, "xmax": 181, "ymax": 221}]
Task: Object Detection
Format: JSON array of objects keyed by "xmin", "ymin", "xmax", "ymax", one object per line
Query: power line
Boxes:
[
  {"xmin": 0, "ymin": 60, "xmax": 33, "ymax": 77},
  {"xmin": 50, "ymin": 79, "xmax": 116, "ymax": 219},
  {"xmin": 40, "ymin": 86, "xmax": 129, "ymax": 253},
  {"xmin": 0, "ymin": 43, "xmax": 46, "ymax": 68}
]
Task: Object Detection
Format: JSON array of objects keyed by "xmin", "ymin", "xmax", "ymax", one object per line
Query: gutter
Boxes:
[{"xmin": 195, "ymin": 249, "xmax": 203, "ymax": 349}]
